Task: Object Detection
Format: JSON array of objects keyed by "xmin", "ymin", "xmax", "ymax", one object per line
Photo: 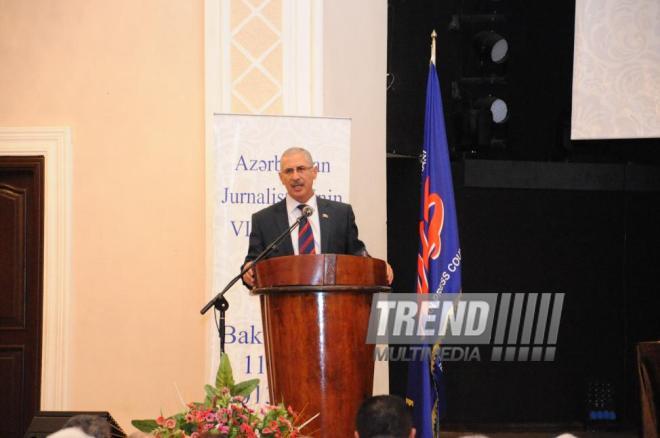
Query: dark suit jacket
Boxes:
[{"xmin": 244, "ymin": 197, "xmax": 367, "ymax": 264}]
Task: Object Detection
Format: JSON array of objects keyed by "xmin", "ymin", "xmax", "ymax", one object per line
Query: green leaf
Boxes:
[
  {"xmin": 204, "ymin": 384, "xmax": 221, "ymax": 408},
  {"xmin": 181, "ymin": 422, "xmax": 196, "ymax": 435},
  {"xmin": 216, "ymin": 352, "xmax": 235, "ymax": 389},
  {"xmin": 231, "ymin": 378, "xmax": 260, "ymax": 397},
  {"xmin": 131, "ymin": 419, "xmax": 159, "ymax": 432},
  {"xmin": 204, "ymin": 384, "xmax": 217, "ymax": 399}
]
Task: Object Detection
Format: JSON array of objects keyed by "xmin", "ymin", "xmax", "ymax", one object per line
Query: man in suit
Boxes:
[{"xmin": 242, "ymin": 147, "xmax": 393, "ymax": 287}]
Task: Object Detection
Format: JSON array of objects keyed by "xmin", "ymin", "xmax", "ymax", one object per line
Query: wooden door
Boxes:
[{"xmin": 0, "ymin": 156, "xmax": 44, "ymax": 437}]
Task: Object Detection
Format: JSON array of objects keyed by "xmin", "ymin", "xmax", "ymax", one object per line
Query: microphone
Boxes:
[
  {"xmin": 200, "ymin": 205, "xmax": 312, "ymax": 314},
  {"xmin": 302, "ymin": 205, "xmax": 314, "ymax": 217}
]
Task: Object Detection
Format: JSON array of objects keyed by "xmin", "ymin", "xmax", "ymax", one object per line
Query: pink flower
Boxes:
[
  {"xmin": 217, "ymin": 424, "xmax": 229, "ymax": 434},
  {"xmin": 156, "ymin": 416, "xmax": 165, "ymax": 426},
  {"xmin": 190, "ymin": 433, "xmax": 200, "ymax": 438},
  {"xmin": 164, "ymin": 418, "xmax": 177, "ymax": 429},
  {"xmin": 184, "ymin": 413, "xmax": 194, "ymax": 422},
  {"xmin": 205, "ymin": 412, "xmax": 216, "ymax": 422}
]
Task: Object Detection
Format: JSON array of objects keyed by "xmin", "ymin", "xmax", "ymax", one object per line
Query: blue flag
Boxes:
[{"xmin": 405, "ymin": 60, "xmax": 462, "ymax": 437}]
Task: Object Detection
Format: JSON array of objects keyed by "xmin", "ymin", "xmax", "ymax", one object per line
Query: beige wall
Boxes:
[
  {"xmin": 0, "ymin": 0, "xmax": 206, "ymax": 429},
  {"xmin": 324, "ymin": 0, "xmax": 388, "ymax": 261}
]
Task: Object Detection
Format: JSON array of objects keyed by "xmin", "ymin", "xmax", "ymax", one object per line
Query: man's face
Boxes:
[{"xmin": 279, "ymin": 152, "xmax": 318, "ymax": 203}]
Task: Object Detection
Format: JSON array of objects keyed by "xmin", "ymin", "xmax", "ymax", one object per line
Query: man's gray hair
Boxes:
[{"xmin": 281, "ymin": 147, "xmax": 314, "ymax": 165}]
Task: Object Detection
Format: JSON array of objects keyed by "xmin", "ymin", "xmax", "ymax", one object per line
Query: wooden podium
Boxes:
[{"xmin": 252, "ymin": 254, "xmax": 390, "ymax": 437}]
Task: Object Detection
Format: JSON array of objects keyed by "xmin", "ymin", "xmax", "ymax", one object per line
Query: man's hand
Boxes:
[
  {"xmin": 386, "ymin": 262, "xmax": 394, "ymax": 285},
  {"xmin": 242, "ymin": 261, "xmax": 255, "ymax": 288}
]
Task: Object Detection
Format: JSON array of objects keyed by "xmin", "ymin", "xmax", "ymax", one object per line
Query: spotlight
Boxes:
[
  {"xmin": 461, "ymin": 96, "xmax": 509, "ymax": 150},
  {"xmin": 473, "ymin": 31, "xmax": 508, "ymax": 64},
  {"xmin": 475, "ymin": 96, "xmax": 508, "ymax": 124}
]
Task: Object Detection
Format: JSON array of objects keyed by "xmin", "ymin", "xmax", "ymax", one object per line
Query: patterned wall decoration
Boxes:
[
  {"xmin": 230, "ymin": 0, "xmax": 283, "ymax": 115},
  {"xmin": 572, "ymin": 0, "xmax": 660, "ymax": 140}
]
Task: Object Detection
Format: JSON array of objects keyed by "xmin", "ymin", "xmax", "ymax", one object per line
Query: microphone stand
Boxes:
[{"xmin": 200, "ymin": 215, "xmax": 308, "ymax": 353}]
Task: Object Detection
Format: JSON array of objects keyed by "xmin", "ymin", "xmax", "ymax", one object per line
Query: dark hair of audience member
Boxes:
[
  {"xmin": 355, "ymin": 395, "xmax": 414, "ymax": 438},
  {"xmin": 63, "ymin": 415, "xmax": 111, "ymax": 438}
]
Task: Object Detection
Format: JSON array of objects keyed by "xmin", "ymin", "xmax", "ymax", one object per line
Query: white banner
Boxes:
[{"xmin": 209, "ymin": 114, "xmax": 351, "ymax": 404}]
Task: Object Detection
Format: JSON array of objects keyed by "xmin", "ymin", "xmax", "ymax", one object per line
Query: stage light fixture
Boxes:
[
  {"xmin": 474, "ymin": 30, "xmax": 508, "ymax": 64},
  {"xmin": 461, "ymin": 96, "xmax": 509, "ymax": 150},
  {"xmin": 475, "ymin": 96, "xmax": 508, "ymax": 124}
]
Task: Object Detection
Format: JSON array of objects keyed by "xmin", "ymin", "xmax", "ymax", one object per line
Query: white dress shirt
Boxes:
[{"xmin": 285, "ymin": 193, "xmax": 321, "ymax": 254}]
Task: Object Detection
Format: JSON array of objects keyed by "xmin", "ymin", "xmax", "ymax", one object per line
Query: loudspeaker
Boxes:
[{"xmin": 24, "ymin": 411, "xmax": 126, "ymax": 438}]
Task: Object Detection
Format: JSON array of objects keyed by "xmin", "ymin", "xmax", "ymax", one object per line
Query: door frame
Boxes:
[{"xmin": 0, "ymin": 127, "xmax": 72, "ymax": 410}]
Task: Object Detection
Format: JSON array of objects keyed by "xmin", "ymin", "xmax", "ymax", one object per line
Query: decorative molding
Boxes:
[
  {"xmin": 282, "ymin": 0, "xmax": 324, "ymax": 116},
  {"xmin": 0, "ymin": 127, "xmax": 72, "ymax": 410},
  {"xmin": 204, "ymin": 0, "xmax": 225, "ymax": 383},
  {"xmin": 206, "ymin": 0, "xmax": 324, "ymax": 116},
  {"xmin": 204, "ymin": 0, "xmax": 232, "ymax": 115}
]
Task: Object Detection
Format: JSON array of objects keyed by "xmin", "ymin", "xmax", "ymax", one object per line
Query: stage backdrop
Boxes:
[
  {"xmin": 572, "ymin": 0, "xmax": 660, "ymax": 139},
  {"xmin": 209, "ymin": 113, "xmax": 351, "ymax": 403}
]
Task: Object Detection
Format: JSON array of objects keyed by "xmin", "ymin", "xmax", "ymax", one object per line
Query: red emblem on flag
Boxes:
[{"xmin": 417, "ymin": 176, "xmax": 444, "ymax": 293}]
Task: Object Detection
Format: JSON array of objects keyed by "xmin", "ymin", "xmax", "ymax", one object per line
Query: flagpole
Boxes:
[{"xmin": 430, "ymin": 30, "xmax": 437, "ymax": 65}]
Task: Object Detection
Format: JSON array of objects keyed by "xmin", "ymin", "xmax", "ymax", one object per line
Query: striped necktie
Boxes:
[{"xmin": 297, "ymin": 204, "xmax": 316, "ymax": 254}]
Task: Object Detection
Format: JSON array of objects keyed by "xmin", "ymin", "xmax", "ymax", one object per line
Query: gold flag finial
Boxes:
[{"xmin": 430, "ymin": 30, "xmax": 437, "ymax": 65}]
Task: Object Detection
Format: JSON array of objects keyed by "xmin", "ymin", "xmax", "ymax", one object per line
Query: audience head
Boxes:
[
  {"xmin": 355, "ymin": 395, "xmax": 416, "ymax": 438},
  {"xmin": 47, "ymin": 428, "xmax": 93, "ymax": 438},
  {"xmin": 55, "ymin": 415, "xmax": 111, "ymax": 438}
]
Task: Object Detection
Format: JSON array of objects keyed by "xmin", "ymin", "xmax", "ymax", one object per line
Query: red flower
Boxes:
[
  {"xmin": 156, "ymin": 416, "xmax": 165, "ymax": 426},
  {"xmin": 239, "ymin": 422, "xmax": 257, "ymax": 438}
]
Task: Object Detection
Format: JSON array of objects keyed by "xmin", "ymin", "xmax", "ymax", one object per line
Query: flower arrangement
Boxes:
[{"xmin": 132, "ymin": 353, "xmax": 306, "ymax": 437}]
